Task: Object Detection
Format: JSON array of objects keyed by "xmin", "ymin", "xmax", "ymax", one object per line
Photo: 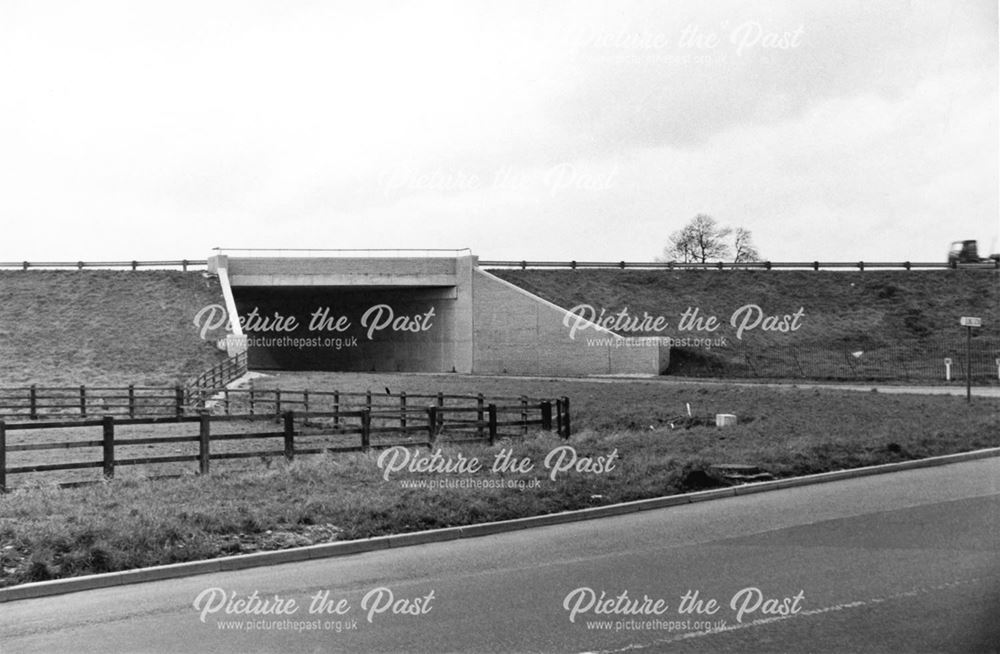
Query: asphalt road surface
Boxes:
[
  {"xmin": 488, "ymin": 374, "xmax": 1000, "ymax": 398},
  {"xmin": 2, "ymin": 458, "xmax": 998, "ymax": 653}
]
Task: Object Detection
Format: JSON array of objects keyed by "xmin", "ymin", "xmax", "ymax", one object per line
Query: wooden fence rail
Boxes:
[
  {"xmin": 0, "ymin": 399, "xmax": 571, "ymax": 491},
  {"xmin": 0, "ymin": 385, "xmax": 181, "ymax": 421},
  {"xmin": 184, "ymin": 351, "xmax": 248, "ymax": 401},
  {"xmin": 0, "ymin": 384, "xmax": 567, "ymax": 425}
]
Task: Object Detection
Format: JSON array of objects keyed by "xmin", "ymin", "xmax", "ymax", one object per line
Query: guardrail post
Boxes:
[
  {"xmin": 812, "ymin": 261, "xmax": 819, "ymax": 271},
  {"xmin": 361, "ymin": 409, "xmax": 372, "ymax": 452},
  {"xmin": 858, "ymin": 261, "xmax": 865, "ymax": 271},
  {"xmin": 0, "ymin": 420, "xmax": 6, "ymax": 492},
  {"xmin": 79, "ymin": 385, "xmax": 87, "ymax": 418},
  {"xmin": 477, "ymin": 393, "xmax": 484, "ymax": 439},
  {"xmin": 400, "ymin": 392, "xmax": 407, "ymax": 429},
  {"xmin": 199, "ymin": 410, "xmax": 210, "ymax": 475},
  {"xmin": 904, "ymin": 261, "xmax": 911, "ymax": 271},
  {"xmin": 487, "ymin": 404, "xmax": 497, "ymax": 445},
  {"xmin": 128, "ymin": 384, "xmax": 136, "ymax": 418},
  {"xmin": 174, "ymin": 384, "xmax": 184, "ymax": 418},
  {"xmin": 427, "ymin": 406, "xmax": 438, "ymax": 443},
  {"xmin": 102, "ymin": 416, "xmax": 115, "ymax": 479},
  {"xmin": 283, "ymin": 411, "xmax": 295, "ymax": 461},
  {"xmin": 541, "ymin": 401, "xmax": 552, "ymax": 431},
  {"xmin": 561, "ymin": 396, "xmax": 571, "ymax": 439},
  {"xmin": 182, "ymin": 259, "xmax": 189, "ymax": 271},
  {"xmin": 29, "ymin": 385, "xmax": 37, "ymax": 420}
]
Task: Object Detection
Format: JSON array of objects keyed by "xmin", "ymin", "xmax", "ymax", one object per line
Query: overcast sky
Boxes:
[{"xmin": 1, "ymin": 0, "xmax": 996, "ymax": 263}]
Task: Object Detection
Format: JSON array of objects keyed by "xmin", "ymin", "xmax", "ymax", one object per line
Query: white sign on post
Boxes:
[{"xmin": 960, "ymin": 316, "xmax": 982, "ymax": 327}]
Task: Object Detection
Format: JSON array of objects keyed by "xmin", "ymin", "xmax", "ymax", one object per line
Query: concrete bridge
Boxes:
[{"xmin": 208, "ymin": 250, "xmax": 665, "ymax": 376}]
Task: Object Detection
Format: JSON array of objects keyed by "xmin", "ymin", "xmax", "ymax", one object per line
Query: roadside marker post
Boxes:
[{"xmin": 959, "ymin": 317, "xmax": 982, "ymax": 403}]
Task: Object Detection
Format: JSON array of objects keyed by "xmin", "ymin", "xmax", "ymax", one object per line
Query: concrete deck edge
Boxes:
[{"xmin": 2, "ymin": 446, "xmax": 998, "ymax": 603}]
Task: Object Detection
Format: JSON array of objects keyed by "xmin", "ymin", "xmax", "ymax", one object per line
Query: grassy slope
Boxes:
[
  {"xmin": 0, "ymin": 271, "xmax": 228, "ymax": 386},
  {"xmin": 489, "ymin": 269, "xmax": 1000, "ymax": 378}
]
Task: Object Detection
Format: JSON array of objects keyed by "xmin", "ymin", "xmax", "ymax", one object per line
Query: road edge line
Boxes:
[{"xmin": 2, "ymin": 446, "xmax": 998, "ymax": 603}]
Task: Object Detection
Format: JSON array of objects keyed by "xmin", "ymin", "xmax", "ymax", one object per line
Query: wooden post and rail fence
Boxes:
[{"xmin": 0, "ymin": 395, "xmax": 571, "ymax": 491}]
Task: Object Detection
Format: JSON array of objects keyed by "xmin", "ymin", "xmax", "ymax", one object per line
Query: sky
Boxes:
[{"xmin": 0, "ymin": 0, "xmax": 997, "ymax": 263}]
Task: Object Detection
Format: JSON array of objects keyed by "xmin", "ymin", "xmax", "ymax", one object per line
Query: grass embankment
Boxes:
[
  {"xmin": 0, "ymin": 271, "xmax": 228, "ymax": 386},
  {"xmin": 2, "ymin": 375, "xmax": 997, "ymax": 588},
  {"xmin": 489, "ymin": 269, "xmax": 1000, "ymax": 380}
]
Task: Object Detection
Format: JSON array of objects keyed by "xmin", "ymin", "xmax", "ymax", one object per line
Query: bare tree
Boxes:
[
  {"xmin": 733, "ymin": 227, "xmax": 761, "ymax": 263},
  {"xmin": 657, "ymin": 215, "xmax": 763, "ymax": 263},
  {"xmin": 659, "ymin": 214, "xmax": 732, "ymax": 263}
]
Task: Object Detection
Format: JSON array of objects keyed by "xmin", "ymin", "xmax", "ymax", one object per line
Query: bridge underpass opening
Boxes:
[
  {"xmin": 232, "ymin": 286, "xmax": 461, "ymax": 372},
  {"xmin": 209, "ymin": 252, "xmax": 661, "ymax": 376}
]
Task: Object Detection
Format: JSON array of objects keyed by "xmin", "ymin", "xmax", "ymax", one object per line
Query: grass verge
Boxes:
[{"xmin": 1, "ymin": 378, "xmax": 997, "ymax": 589}]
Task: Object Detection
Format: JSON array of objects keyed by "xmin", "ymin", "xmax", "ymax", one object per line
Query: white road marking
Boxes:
[{"xmin": 583, "ymin": 577, "xmax": 990, "ymax": 653}]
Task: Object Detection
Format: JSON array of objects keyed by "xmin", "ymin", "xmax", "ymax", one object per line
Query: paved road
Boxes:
[
  {"xmin": 482, "ymin": 373, "xmax": 1000, "ymax": 398},
  {"xmin": 2, "ymin": 459, "xmax": 998, "ymax": 653}
]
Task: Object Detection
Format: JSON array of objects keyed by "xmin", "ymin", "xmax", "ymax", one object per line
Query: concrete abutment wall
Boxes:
[{"xmin": 208, "ymin": 253, "xmax": 663, "ymax": 376}]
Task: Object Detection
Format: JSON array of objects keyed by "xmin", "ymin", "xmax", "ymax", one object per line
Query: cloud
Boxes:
[{"xmin": 0, "ymin": 0, "xmax": 995, "ymax": 262}]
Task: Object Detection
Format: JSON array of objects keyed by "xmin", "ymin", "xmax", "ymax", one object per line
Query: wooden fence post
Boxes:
[
  {"xmin": 275, "ymin": 389, "xmax": 282, "ymax": 417},
  {"xmin": 224, "ymin": 389, "xmax": 230, "ymax": 415},
  {"xmin": 488, "ymin": 404, "xmax": 497, "ymax": 446},
  {"xmin": 102, "ymin": 416, "xmax": 115, "ymax": 479},
  {"xmin": 283, "ymin": 411, "xmax": 295, "ymax": 461},
  {"xmin": 174, "ymin": 384, "xmax": 184, "ymax": 418},
  {"xmin": 555, "ymin": 399, "xmax": 563, "ymax": 436},
  {"xmin": 541, "ymin": 401, "xmax": 552, "ymax": 431},
  {"xmin": 561, "ymin": 396, "xmax": 571, "ymax": 438},
  {"xmin": 365, "ymin": 390, "xmax": 372, "ymax": 413},
  {"xmin": 302, "ymin": 390, "xmax": 309, "ymax": 413},
  {"xmin": 400, "ymin": 392, "xmax": 407, "ymax": 429},
  {"xmin": 79, "ymin": 385, "xmax": 87, "ymax": 418},
  {"xmin": 427, "ymin": 406, "xmax": 438, "ymax": 444},
  {"xmin": 333, "ymin": 391, "xmax": 340, "ymax": 426},
  {"xmin": 361, "ymin": 409, "xmax": 372, "ymax": 452},
  {"xmin": 477, "ymin": 393, "xmax": 485, "ymax": 439},
  {"xmin": 29, "ymin": 385, "xmax": 37, "ymax": 420},
  {"xmin": 249, "ymin": 388, "xmax": 256, "ymax": 415},
  {"xmin": 0, "ymin": 420, "xmax": 6, "ymax": 493},
  {"xmin": 436, "ymin": 393, "xmax": 444, "ymax": 430},
  {"xmin": 521, "ymin": 396, "xmax": 528, "ymax": 436},
  {"xmin": 128, "ymin": 384, "xmax": 136, "ymax": 418},
  {"xmin": 199, "ymin": 410, "xmax": 210, "ymax": 475}
]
